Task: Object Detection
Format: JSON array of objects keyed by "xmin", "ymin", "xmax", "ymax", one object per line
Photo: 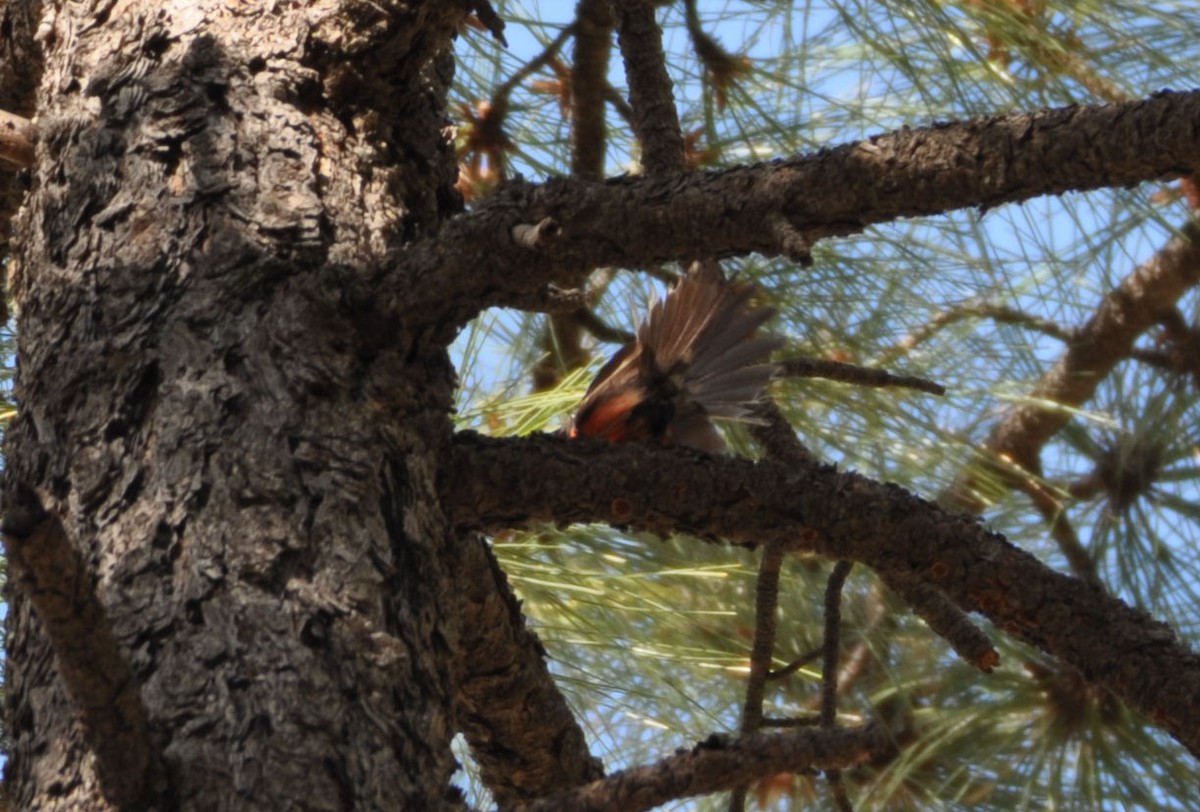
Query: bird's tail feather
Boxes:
[{"xmin": 640, "ymin": 275, "xmax": 782, "ymax": 422}]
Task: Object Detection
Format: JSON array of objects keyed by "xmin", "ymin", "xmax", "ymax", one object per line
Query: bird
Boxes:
[{"xmin": 567, "ymin": 274, "xmax": 782, "ymax": 454}]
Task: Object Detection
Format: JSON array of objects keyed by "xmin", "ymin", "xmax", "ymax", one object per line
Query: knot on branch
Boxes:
[{"xmin": 512, "ymin": 216, "xmax": 562, "ymax": 249}]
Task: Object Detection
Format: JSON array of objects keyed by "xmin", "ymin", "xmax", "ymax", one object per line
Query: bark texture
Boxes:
[{"xmin": 3, "ymin": 1, "xmax": 471, "ymax": 808}]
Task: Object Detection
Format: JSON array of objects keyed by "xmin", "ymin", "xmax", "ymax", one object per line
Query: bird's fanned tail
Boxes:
[{"xmin": 569, "ymin": 275, "xmax": 782, "ymax": 452}]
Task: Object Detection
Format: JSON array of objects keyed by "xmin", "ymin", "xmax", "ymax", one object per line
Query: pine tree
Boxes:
[{"xmin": 0, "ymin": 1, "xmax": 1198, "ymax": 809}]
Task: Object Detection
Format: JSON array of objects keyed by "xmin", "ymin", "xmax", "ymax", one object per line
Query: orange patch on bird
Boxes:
[
  {"xmin": 754, "ymin": 772, "xmax": 796, "ymax": 808},
  {"xmin": 572, "ymin": 389, "xmax": 644, "ymax": 442}
]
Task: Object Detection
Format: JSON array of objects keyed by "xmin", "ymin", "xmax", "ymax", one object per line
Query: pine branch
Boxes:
[
  {"xmin": 407, "ymin": 90, "xmax": 1200, "ymax": 328},
  {"xmin": 446, "ymin": 431, "xmax": 1200, "ymax": 761},
  {"xmin": 742, "ymin": 543, "xmax": 785, "ymax": 732}
]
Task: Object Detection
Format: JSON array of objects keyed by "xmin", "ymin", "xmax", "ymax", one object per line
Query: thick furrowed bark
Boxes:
[{"xmin": 2, "ymin": 2, "xmax": 470, "ymax": 808}]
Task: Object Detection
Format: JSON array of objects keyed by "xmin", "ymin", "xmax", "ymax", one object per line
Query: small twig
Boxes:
[
  {"xmin": 828, "ymin": 767, "xmax": 854, "ymax": 811},
  {"xmin": 820, "ymin": 563, "xmax": 853, "ymax": 727},
  {"xmin": 887, "ymin": 302, "xmax": 1075, "ymax": 363},
  {"xmin": 573, "ymin": 307, "xmax": 635, "ymax": 344},
  {"xmin": 729, "ymin": 542, "xmax": 786, "ymax": 812},
  {"xmin": 798, "ymin": 641, "xmax": 876, "ymax": 720},
  {"xmin": 470, "ymin": 0, "xmax": 509, "ymax": 46},
  {"xmin": 821, "ymin": 561, "xmax": 854, "ymax": 811},
  {"xmin": 495, "ymin": 26, "xmax": 573, "ymax": 101},
  {"xmin": 1130, "ymin": 346, "xmax": 1197, "ymax": 379},
  {"xmin": 1130, "ymin": 308, "xmax": 1200, "ymax": 387},
  {"xmin": 1130, "ymin": 347, "xmax": 1173, "ymax": 369},
  {"xmin": 1021, "ymin": 479, "xmax": 1100, "ymax": 584},
  {"xmin": 767, "ymin": 645, "xmax": 823, "ymax": 681},
  {"xmin": 605, "ymin": 82, "xmax": 636, "ymax": 125},
  {"xmin": 762, "ymin": 715, "xmax": 822, "ymax": 728},
  {"xmin": 781, "ymin": 357, "xmax": 946, "ymax": 396},
  {"xmin": 879, "ymin": 571, "xmax": 1000, "ymax": 672}
]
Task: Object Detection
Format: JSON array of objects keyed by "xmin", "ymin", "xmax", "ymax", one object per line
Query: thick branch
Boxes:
[
  {"xmin": 409, "ymin": 90, "xmax": 1200, "ymax": 331},
  {"xmin": 454, "ymin": 535, "xmax": 604, "ymax": 807},
  {"xmin": 446, "ymin": 432, "xmax": 1200, "ymax": 760},
  {"xmin": 1, "ymin": 494, "xmax": 156, "ymax": 807},
  {"xmin": 516, "ymin": 725, "xmax": 890, "ymax": 812}
]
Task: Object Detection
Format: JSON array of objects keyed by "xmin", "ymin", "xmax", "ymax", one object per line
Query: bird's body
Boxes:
[{"xmin": 568, "ymin": 275, "xmax": 781, "ymax": 453}]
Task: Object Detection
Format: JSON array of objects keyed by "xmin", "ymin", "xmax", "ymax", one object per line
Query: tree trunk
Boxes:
[{"xmin": 3, "ymin": 1, "xmax": 471, "ymax": 807}]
